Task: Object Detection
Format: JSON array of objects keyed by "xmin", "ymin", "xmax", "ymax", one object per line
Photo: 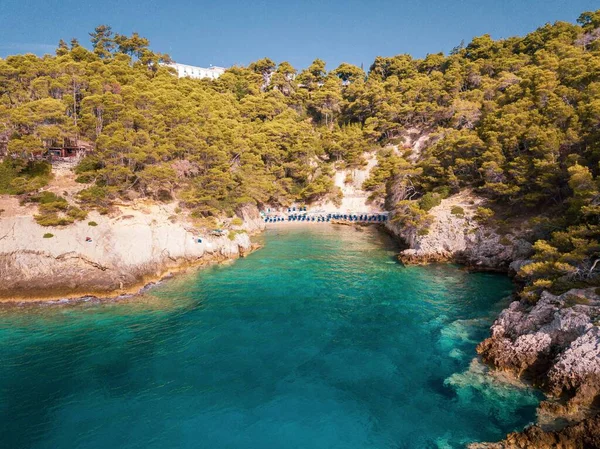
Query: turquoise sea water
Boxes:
[{"xmin": 0, "ymin": 226, "xmax": 541, "ymax": 448}]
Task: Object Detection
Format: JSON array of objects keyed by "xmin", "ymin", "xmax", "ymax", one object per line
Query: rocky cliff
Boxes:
[
  {"xmin": 0, "ymin": 202, "xmax": 262, "ymax": 302},
  {"xmin": 383, "ymin": 188, "xmax": 600, "ymax": 445},
  {"xmin": 316, "ymin": 151, "xmax": 385, "ymax": 214},
  {"xmin": 469, "ymin": 289, "xmax": 600, "ymax": 447},
  {"xmin": 385, "ymin": 190, "xmax": 532, "ymax": 270},
  {"xmin": 477, "ymin": 289, "xmax": 600, "ymax": 417}
]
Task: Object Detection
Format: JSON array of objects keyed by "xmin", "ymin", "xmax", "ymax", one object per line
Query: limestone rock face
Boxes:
[
  {"xmin": 546, "ymin": 326, "xmax": 600, "ymax": 410},
  {"xmin": 0, "ymin": 203, "xmax": 255, "ymax": 301},
  {"xmin": 316, "ymin": 151, "xmax": 385, "ymax": 213},
  {"xmin": 477, "ymin": 289, "xmax": 600, "ymax": 414},
  {"xmin": 385, "ymin": 190, "xmax": 532, "ymax": 270},
  {"xmin": 236, "ymin": 204, "xmax": 266, "ymax": 234}
]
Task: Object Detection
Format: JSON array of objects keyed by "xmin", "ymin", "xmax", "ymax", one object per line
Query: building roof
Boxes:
[
  {"xmin": 164, "ymin": 62, "xmax": 227, "ymax": 79},
  {"xmin": 169, "ymin": 62, "xmax": 226, "ymax": 71}
]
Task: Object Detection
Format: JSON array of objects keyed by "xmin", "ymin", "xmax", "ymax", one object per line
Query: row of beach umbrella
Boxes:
[{"xmin": 264, "ymin": 213, "xmax": 388, "ymax": 223}]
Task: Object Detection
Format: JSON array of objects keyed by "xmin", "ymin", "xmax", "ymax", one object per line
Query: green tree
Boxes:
[{"xmin": 89, "ymin": 25, "xmax": 115, "ymax": 59}]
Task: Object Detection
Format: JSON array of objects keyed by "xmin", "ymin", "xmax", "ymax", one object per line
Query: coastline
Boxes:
[
  {"xmin": 0, "ymin": 219, "xmax": 389, "ymax": 305},
  {"xmin": 0, "ymin": 243, "xmax": 261, "ymax": 305},
  {"xmin": 381, "ymin": 191, "xmax": 600, "ymax": 444},
  {"xmin": 0, "ymin": 225, "xmax": 540, "ymax": 447},
  {"xmin": 0, "ymin": 218, "xmax": 388, "ymax": 305},
  {"xmin": 2, "ymin": 208, "xmax": 598, "ymax": 446},
  {"xmin": 0, "ymin": 200, "xmax": 264, "ymax": 305}
]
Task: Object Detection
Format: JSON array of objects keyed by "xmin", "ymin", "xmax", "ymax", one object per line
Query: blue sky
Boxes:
[{"xmin": 0, "ymin": 0, "xmax": 598, "ymax": 70}]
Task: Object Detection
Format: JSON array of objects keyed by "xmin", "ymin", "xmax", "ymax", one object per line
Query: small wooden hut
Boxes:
[{"xmin": 44, "ymin": 138, "xmax": 93, "ymax": 162}]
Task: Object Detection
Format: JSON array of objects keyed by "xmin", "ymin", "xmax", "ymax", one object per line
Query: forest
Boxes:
[{"xmin": 1, "ymin": 11, "xmax": 600, "ymax": 300}]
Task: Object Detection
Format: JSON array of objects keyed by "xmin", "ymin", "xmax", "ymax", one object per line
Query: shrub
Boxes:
[
  {"xmin": 474, "ymin": 207, "xmax": 495, "ymax": 223},
  {"xmin": 520, "ymin": 279, "xmax": 554, "ymax": 303},
  {"xmin": 228, "ymin": 229, "xmax": 247, "ymax": 240},
  {"xmin": 451, "ymin": 206, "xmax": 465, "ymax": 216},
  {"xmin": 67, "ymin": 207, "xmax": 88, "ymax": 221},
  {"xmin": 419, "ymin": 193, "xmax": 442, "ymax": 211},
  {"xmin": 28, "ymin": 191, "xmax": 68, "ymax": 207},
  {"xmin": 331, "ymin": 188, "xmax": 344, "ymax": 208},
  {"xmin": 231, "ymin": 217, "xmax": 243, "ymax": 226},
  {"xmin": 434, "ymin": 186, "xmax": 451, "ymax": 199},
  {"xmin": 0, "ymin": 159, "xmax": 51, "ymax": 194},
  {"xmin": 75, "ymin": 155, "xmax": 103, "ymax": 174},
  {"xmin": 43, "ymin": 233, "xmax": 54, "ymax": 238},
  {"xmin": 393, "ymin": 200, "xmax": 434, "ymax": 234},
  {"xmin": 27, "ymin": 192, "xmax": 88, "ymax": 226},
  {"xmin": 76, "ymin": 185, "xmax": 116, "ymax": 209},
  {"xmin": 75, "ymin": 174, "xmax": 94, "ymax": 183},
  {"xmin": 88, "ymin": 221, "xmax": 98, "ymax": 226},
  {"xmin": 35, "ymin": 214, "xmax": 74, "ymax": 226},
  {"xmin": 564, "ymin": 294, "xmax": 590, "ymax": 307},
  {"xmin": 10, "ymin": 176, "xmax": 49, "ymax": 194},
  {"xmin": 157, "ymin": 189, "xmax": 173, "ymax": 202}
]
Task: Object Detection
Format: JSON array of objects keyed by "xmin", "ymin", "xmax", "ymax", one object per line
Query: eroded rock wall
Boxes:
[
  {"xmin": 0, "ymin": 203, "xmax": 259, "ymax": 301},
  {"xmin": 385, "ymin": 190, "xmax": 532, "ymax": 270},
  {"xmin": 477, "ymin": 289, "xmax": 600, "ymax": 416}
]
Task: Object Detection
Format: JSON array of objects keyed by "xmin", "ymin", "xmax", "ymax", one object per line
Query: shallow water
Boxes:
[{"xmin": 0, "ymin": 226, "xmax": 540, "ymax": 448}]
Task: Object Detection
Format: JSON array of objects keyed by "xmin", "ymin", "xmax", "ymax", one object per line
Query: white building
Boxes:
[{"xmin": 166, "ymin": 63, "xmax": 226, "ymax": 80}]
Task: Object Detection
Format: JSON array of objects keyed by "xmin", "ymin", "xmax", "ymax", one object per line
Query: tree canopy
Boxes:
[{"xmin": 2, "ymin": 12, "xmax": 600, "ymax": 298}]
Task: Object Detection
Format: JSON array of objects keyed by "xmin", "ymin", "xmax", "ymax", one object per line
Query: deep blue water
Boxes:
[{"xmin": 0, "ymin": 226, "xmax": 540, "ymax": 449}]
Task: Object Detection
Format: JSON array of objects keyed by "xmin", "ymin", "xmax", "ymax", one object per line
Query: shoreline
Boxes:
[
  {"xmin": 0, "ymin": 220, "xmax": 395, "ymax": 306},
  {"xmin": 0, "ymin": 221, "xmax": 389, "ymax": 305},
  {"xmin": 0, "ymin": 220, "xmax": 514, "ymax": 305},
  {"xmin": 264, "ymin": 220, "xmax": 389, "ymax": 230},
  {"xmin": 2, "ymin": 216, "xmax": 597, "ymax": 446},
  {"xmin": 0, "ymin": 220, "xmax": 387, "ymax": 306},
  {"xmin": 0, "ymin": 242, "xmax": 262, "ymax": 306},
  {"xmin": 0, "ymin": 201, "xmax": 264, "ymax": 305}
]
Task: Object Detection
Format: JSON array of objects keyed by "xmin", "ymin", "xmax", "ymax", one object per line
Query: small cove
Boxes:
[{"xmin": 0, "ymin": 226, "xmax": 541, "ymax": 448}]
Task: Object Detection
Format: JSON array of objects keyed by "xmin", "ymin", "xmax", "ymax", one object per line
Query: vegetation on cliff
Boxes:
[
  {"xmin": 1, "ymin": 12, "xmax": 600, "ymax": 298},
  {"xmin": 359, "ymin": 10, "xmax": 600, "ymax": 301}
]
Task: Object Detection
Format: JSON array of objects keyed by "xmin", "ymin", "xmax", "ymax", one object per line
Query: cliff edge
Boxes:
[
  {"xmin": 385, "ymin": 190, "xmax": 532, "ymax": 270},
  {"xmin": 0, "ymin": 201, "xmax": 262, "ymax": 302},
  {"xmin": 477, "ymin": 289, "xmax": 600, "ymax": 419}
]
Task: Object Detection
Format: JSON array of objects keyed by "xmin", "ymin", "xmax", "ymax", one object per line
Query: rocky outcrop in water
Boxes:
[
  {"xmin": 380, "ymin": 180, "xmax": 600, "ymax": 446},
  {"xmin": 385, "ymin": 191, "xmax": 532, "ymax": 270},
  {"xmin": 469, "ymin": 415, "xmax": 600, "ymax": 449},
  {"xmin": 477, "ymin": 289, "xmax": 600, "ymax": 416},
  {"xmin": 0, "ymin": 202, "xmax": 261, "ymax": 302}
]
